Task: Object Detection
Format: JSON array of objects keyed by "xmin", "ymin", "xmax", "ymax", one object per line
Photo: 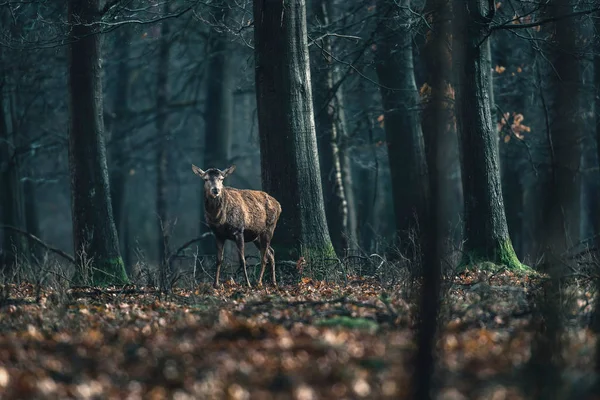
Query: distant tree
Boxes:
[
  {"xmin": 253, "ymin": 0, "xmax": 335, "ymax": 267},
  {"xmin": 452, "ymin": 0, "xmax": 522, "ymax": 270},
  {"xmin": 200, "ymin": 2, "xmax": 234, "ymax": 254},
  {"xmin": 107, "ymin": 25, "xmax": 132, "ymax": 264},
  {"xmin": 596, "ymin": 14, "xmax": 600, "ymax": 242},
  {"xmin": 310, "ymin": 0, "xmax": 349, "ymax": 256},
  {"xmin": 375, "ymin": 0, "xmax": 428, "ymax": 256},
  {"xmin": 156, "ymin": 5, "xmax": 171, "ymax": 269},
  {"xmin": 68, "ymin": 0, "xmax": 127, "ymax": 285}
]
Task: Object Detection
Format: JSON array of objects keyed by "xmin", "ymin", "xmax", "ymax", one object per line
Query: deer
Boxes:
[{"xmin": 192, "ymin": 164, "xmax": 282, "ymax": 288}]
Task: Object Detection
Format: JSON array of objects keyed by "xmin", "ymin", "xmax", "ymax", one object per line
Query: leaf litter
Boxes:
[{"xmin": 0, "ymin": 270, "xmax": 597, "ymax": 399}]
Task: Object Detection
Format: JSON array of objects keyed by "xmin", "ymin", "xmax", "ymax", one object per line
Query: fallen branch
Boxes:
[
  {"xmin": 167, "ymin": 232, "xmax": 213, "ymax": 265},
  {"xmin": 0, "ymin": 225, "xmax": 75, "ymax": 264}
]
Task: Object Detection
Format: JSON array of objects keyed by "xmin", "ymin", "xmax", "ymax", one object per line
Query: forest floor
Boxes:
[{"xmin": 0, "ymin": 269, "xmax": 597, "ymax": 400}]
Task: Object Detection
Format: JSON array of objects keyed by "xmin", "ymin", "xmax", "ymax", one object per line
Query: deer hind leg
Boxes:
[
  {"xmin": 255, "ymin": 238, "xmax": 268, "ymax": 287},
  {"xmin": 268, "ymin": 245, "xmax": 277, "ymax": 287},
  {"xmin": 235, "ymin": 232, "xmax": 251, "ymax": 288},
  {"xmin": 214, "ymin": 237, "xmax": 225, "ymax": 288}
]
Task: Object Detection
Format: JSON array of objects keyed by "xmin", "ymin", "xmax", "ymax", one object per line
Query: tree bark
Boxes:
[
  {"xmin": 452, "ymin": 0, "xmax": 522, "ymax": 269},
  {"xmin": 310, "ymin": 0, "xmax": 349, "ymax": 256},
  {"xmin": 156, "ymin": 6, "xmax": 171, "ymax": 268},
  {"xmin": 201, "ymin": 2, "xmax": 233, "ymax": 254},
  {"xmin": 0, "ymin": 96, "xmax": 25, "ymax": 271},
  {"xmin": 546, "ymin": 0, "xmax": 582, "ymax": 251},
  {"xmin": 375, "ymin": 0, "xmax": 428, "ymax": 256},
  {"xmin": 23, "ymin": 168, "xmax": 41, "ymax": 261},
  {"xmin": 68, "ymin": 0, "xmax": 127, "ymax": 285},
  {"xmin": 108, "ymin": 26, "xmax": 131, "ymax": 256},
  {"xmin": 413, "ymin": 0, "xmax": 448, "ymax": 396},
  {"xmin": 254, "ymin": 0, "xmax": 335, "ymax": 267},
  {"xmin": 420, "ymin": 0, "xmax": 462, "ymax": 260}
]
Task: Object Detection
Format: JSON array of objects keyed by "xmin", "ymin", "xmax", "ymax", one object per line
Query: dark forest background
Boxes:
[
  {"xmin": 1, "ymin": 0, "xmax": 599, "ymax": 278},
  {"xmin": 2, "ymin": 0, "xmax": 600, "ymax": 398}
]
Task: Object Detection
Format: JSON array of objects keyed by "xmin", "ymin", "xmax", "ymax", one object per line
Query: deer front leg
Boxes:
[
  {"xmin": 214, "ymin": 237, "xmax": 225, "ymax": 288},
  {"xmin": 235, "ymin": 232, "xmax": 251, "ymax": 288}
]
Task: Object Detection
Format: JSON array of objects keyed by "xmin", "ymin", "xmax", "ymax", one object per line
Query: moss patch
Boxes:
[
  {"xmin": 271, "ymin": 242, "xmax": 338, "ymax": 281},
  {"xmin": 75, "ymin": 257, "xmax": 129, "ymax": 287},
  {"xmin": 458, "ymin": 238, "xmax": 534, "ymax": 275},
  {"xmin": 316, "ymin": 316, "xmax": 379, "ymax": 332}
]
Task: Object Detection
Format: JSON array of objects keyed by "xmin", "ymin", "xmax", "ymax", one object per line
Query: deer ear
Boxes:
[
  {"xmin": 223, "ymin": 165, "xmax": 236, "ymax": 178},
  {"xmin": 192, "ymin": 164, "xmax": 206, "ymax": 178}
]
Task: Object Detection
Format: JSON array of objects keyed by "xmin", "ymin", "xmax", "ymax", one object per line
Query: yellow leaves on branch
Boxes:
[
  {"xmin": 419, "ymin": 82, "xmax": 455, "ymax": 105},
  {"xmin": 495, "ymin": 65, "xmax": 524, "ymax": 75},
  {"xmin": 498, "ymin": 112, "xmax": 531, "ymax": 143}
]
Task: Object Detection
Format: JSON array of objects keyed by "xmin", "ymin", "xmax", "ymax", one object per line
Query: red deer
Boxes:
[{"xmin": 192, "ymin": 164, "xmax": 282, "ymax": 288}]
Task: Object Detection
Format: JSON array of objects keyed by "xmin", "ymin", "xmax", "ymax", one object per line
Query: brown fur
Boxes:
[{"xmin": 192, "ymin": 164, "xmax": 281, "ymax": 287}]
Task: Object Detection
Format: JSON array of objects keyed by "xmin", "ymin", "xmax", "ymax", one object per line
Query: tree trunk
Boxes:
[
  {"xmin": 254, "ymin": 0, "xmax": 335, "ymax": 267},
  {"xmin": 109, "ymin": 26, "xmax": 131, "ymax": 255},
  {"xmin": 310, "ymin": 0, "xmax": 348, "ymax": 256},
  {"xmin": 23, "ymin": 168, "xmax": 41, "ymax": 261},
  {"xmin": 0, "ymin": 96, "xmax": 25, "ymax": 271},
  {"xmin": 201, "ymin": 2, "xmax": 233, "ymax": 254},
  {"xmin": 452, "ymin": 0, "xmax": 521, "ymax": 269},
  {"xmin": 156, "ymin": 7, "xmax": 171, "ymax": 268},
  {"xmin": 413, "ymin": 0, "xmax": 448, "ymax": 396},
  {"xmin": 338, "ymin": 112, "xmax": 357, "ymax": 250},
  {"xmin": 67, "ymin": 0, "xmax": 127, "ymax": 285},
  {"xmin": 546, "ymin": 0, "xmax": 582, "ymax": 251},
  {"xmin": 420, "ymin": 0, "xmax": 462, "ymax": 260},
  {"xmin": 375, "ymin": 0, "xmax": 428, "ymax": 256}
]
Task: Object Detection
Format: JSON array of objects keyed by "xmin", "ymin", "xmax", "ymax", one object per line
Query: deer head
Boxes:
[{"xmin": 192, "ymin": 164, "xmax": 236, "ymax": 198}]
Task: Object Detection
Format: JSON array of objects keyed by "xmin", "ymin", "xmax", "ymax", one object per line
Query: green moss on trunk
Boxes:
[
  {"xmin": 459, "ymin": 239, "xmax": 533, "ymax": 273},
  {"xmin": 273, "ymin": 242, "xmax": 337, "ymax": 280},
  {"xmin": 75, "ymin": 257, "xmax": 129, "ymax": 286}
]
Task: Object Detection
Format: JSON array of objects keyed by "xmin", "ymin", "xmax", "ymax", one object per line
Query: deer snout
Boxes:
[{"xmin": 211, "ymin": 188, "xmax": 219, "ymax": 196}]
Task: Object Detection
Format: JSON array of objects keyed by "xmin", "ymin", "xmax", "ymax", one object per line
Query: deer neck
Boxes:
[{"xmin": 204, "ymin": 190, "xmax": 227, "ymax": 225}]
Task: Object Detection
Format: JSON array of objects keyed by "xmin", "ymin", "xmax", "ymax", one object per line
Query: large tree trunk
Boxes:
[
  {"xmin": 310, "ymin": 0, "xmax": 348, "ymax": 256},
  {"xmin": 156, "ymin": 7, "xmax": 171, "ymax": 268},
  {"xmin": 412, "ymin": 0, "xmax": 448, "ymax": 396},
  {"xmin": 420, "ymin": 0, "xmax": 462, "ymax": 261},
  {"xmin": 545, "ymin": 0, "xmax": 582, "ymax": 251},
  {"xmin": 108, "ymin": 26, "xmax": 131, "ymax": 259},
  {"xmin": 67, "ymin": 0, "xmax": 127, "ymax": 285},
  {"xmin": 375, "ymin": 0, "xmax": 428, "ymax": 257},
  {"xmin": 452, "ymin": 0, "xmax": 521, "ymax": 269},
  {"xmin": 201, "ymin": 3, "xmax": 233, "ymax": 254},
  {"xmin": 254, "ymin": 0, "xmax": 335, "ymax": 268}
]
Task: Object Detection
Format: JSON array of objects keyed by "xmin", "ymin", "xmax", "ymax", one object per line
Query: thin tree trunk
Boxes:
[
  {"xmin": 156, "ymin": 6, "xmax": 171, "ymax": 269},
  {"xmin": 201, "ymin": 2, "xmax": 233, "ymax": 254},
  {"xmin": 375, "ymin": 0, "xmax": 428, "ymax": 257},
  {"xmin": 254, "ymin": 0, "xmax": 335, "ymax": 268},
  {"xmin": 452, "ymin": 0, "xmax": 521, "ymax": 269},
  {"xmin": 109, "ymin": 26, "xmax": 131, "ymax": 253},
  {"xmin": 68, "ymin": 0, "xmax": 127, "ymax": 285},
  {"xmin": 0, "ymin": 97, "xmax": 24, "ymax": 271},
  {"xmin": 23, "ymin": 169, "xmax": 41, "ymax": 261},
  {"xmin": 311, "ymin": 0, "xmax": 348, "ymax": 256},
  {"xmin": 593, "ymin": 9, "xmax": 600, "ymax": 379}
]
